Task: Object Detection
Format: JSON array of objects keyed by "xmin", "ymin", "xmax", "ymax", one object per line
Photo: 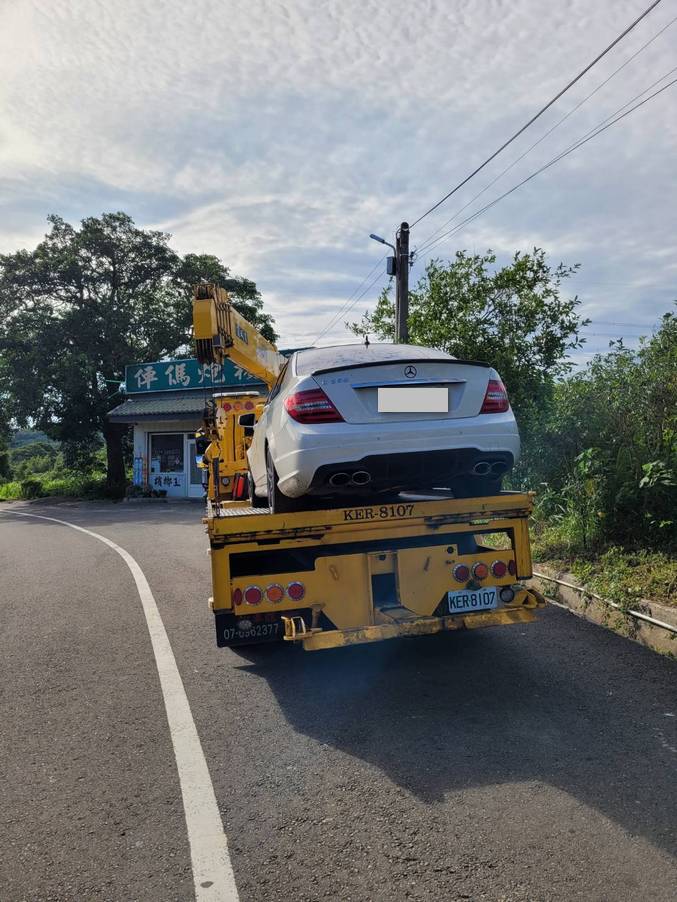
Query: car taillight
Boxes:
[
  {"xmin": 472, "ymin": 562, "xmax": 489, "ymax": 580},
  {"xmin": 266, "ymin": 584, "xmax": 285, "ymax": 603},
  {"xmin": 232, "ymin": 587, "xmax": 243, "ymax": 606},
  {"xmin": 287, "ymin": 581, "xmax": 305, "ymax": 600},
  {"xmin": 508, "ymin": 559, "xmax": 516, "ymax": 576},
  {"xmin": 491, "ymin": 560, "xmax": 507, "ymax": 578},
  {"xmin": 453, "ymin": 564, "xmax": 470, "ymax": 582},
  {"xmin": 284, "ymin": 389, "xmax": 344, "ymax": 423},
  {"xmin": 480, "ymin": 379, "xmax": 509, "ymax": 413},
  {"xmin": 244, "ymin": 585, "xmax": 263, "ymax": 605}
]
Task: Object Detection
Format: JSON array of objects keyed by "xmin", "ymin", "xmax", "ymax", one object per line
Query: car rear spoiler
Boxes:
[{"xmin": 311, "ymin": 357, "xmax": 491, "ymax": 376}]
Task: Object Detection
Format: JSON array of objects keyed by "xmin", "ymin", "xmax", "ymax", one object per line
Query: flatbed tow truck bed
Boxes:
[{"xmin": 204, "ymin": 491, "xmax": 544, "ymax": 652}]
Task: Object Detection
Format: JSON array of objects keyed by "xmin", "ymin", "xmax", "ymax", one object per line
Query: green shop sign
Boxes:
[{"xmin": 125, "ymin": 358, "xmax": 262, "ymax": 394}]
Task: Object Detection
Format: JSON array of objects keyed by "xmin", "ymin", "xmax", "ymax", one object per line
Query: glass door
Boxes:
[
  {"xmin": 187, "ymin": 439, "xmax": 205, "ymax": 498},
  {"xmin": 149, "ymin": 433, "xmax": 186, "ymax": 497}
]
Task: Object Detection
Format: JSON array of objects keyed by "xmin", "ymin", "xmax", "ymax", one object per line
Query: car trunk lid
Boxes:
[{"xmin": 310, "ymin": 359, "xmax": 491, "ymax": 425}]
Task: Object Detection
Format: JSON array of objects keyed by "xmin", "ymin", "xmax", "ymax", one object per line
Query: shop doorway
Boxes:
[
  {"xmin": 149, "ymin": 432, "xmax": 186, "ymax": 497},
  {"xmin": 187, "ymin": 439, "xmax": 205, "ymax": 498}
]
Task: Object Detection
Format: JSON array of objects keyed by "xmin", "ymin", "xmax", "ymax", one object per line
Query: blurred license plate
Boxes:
[
  {"xmin": 448, "ymin": 587, "xmax": 497, "ymax": 614},
  {"xmin": 378, "ymin": 386, "xmax": 448, "ymax": 413}
]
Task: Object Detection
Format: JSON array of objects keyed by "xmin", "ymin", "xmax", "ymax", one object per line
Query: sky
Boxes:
[{"xmin": 1, "ymin": 0, "xmax": 676, "ymax": 362}]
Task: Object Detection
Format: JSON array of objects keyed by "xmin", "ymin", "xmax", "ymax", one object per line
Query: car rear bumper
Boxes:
[
  {"xmin": 306, "ymin": 448, "xmax": 514, "ymax": 495},
  {"xmin": 272, "ymin": 416, "xmax": 520, "ymax": 497}
]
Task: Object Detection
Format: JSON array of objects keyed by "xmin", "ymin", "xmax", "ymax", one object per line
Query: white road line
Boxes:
[{"xmin": 1, "ymin": 510, "xmax": 239, "ymax": 902}]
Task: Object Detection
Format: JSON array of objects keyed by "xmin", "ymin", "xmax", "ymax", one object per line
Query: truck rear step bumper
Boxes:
[{"xmin": 288, "ymin": 603, "xmax": 539, "ymax": 651}]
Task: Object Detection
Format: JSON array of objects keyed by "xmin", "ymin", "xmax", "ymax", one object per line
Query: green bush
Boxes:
[
  {"xmin": 0, "ymin": 473, "xmax": 108, "ymax": 501},
  {"xmin": 0, "ymin": 481, "xmax": 22, "ymax": 501},
  {"xmin": 19, "ymin": 478, "xmax": 45, "ymax": 499},
  {"xmin": 525, "ymin": 311, "xmax": 677, "ymax": 552}
]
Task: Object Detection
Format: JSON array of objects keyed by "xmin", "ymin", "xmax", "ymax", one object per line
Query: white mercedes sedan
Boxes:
[{"xmin": 247, "ymin": 343, "xmax": 520, "ymax": 512}]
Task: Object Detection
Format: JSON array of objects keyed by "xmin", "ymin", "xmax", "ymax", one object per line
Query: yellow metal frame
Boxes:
[
  {"xmin": 298, "ymin": 607, "xmax": 537, "ymax": 651},
  {"xmin": 193, "ymin": 283, "xmax": 283, "ymax": 386},
  {"xmin": 201, "ymin": 391, "xmax": 265, "ymax": 502}
]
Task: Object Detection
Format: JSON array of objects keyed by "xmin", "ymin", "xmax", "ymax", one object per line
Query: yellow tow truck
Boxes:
[{"xmin": 193, "ymin": 283, "xmax": 544, "ymax": 651}]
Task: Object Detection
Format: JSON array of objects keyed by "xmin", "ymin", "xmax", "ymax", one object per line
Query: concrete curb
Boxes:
[{"xmin": 530, "ymin": 564, "xmax": 677, "ymax": 657}]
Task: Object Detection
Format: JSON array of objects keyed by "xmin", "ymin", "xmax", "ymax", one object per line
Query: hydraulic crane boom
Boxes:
[{"xmin": 193, "ymin": 282, "xmax": 283, "ymax": 388}]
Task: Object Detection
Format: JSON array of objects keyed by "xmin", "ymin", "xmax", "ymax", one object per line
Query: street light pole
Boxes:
[
  {"xmin": 395, "ymin": 221, "xmax": 410, "ymax": 343},
  {"xmin": 369, "ymin": 223, "xmax": 410, "ymax": 343}
]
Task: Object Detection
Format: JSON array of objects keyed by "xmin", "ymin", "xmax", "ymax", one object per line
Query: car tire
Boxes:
[
  {"xmin": 248, "ymin": 471, "xmax": 267, "ymax": 508},
  {"xmin": 266, "ymin": 447, "xmax": 302, "ymax": 513},
  {"xmin": 450, "ymin": 475, "xmax": 502, "ymax": 499}
]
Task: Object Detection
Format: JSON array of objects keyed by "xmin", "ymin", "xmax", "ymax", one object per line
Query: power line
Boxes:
[
  {"xmin": 416, "ymin": 65, "xmax": 677, "ymax": 254},
  {"xmin": 584, "ymin": 331, "xmax": 656, "ymax": 337},
  {"xmin": 409, "ymin": 0, "xmax": 664, "ymax": 228},
  {"xmin": 415, "ymin": 11, "xmax": 677, "ymax": 254},
  {"xmin": 312, "ymin": 268, "xmax": 387, "ymax": 345},
  {"xmin": 311, "ymin": 256, "xmax": 386, "ymax": 345},
  {"xmin": 586, "ymin": 320, "xmax": 658, "ymax": 327},
  {"xmin": 415, "ymin": 70, "xmax": 677, "ymax": 257}
]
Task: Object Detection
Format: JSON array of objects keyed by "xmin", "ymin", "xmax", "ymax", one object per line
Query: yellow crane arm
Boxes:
[{"xmin": 193, "ymin": 283, "xmax": 282, "ymax": 388}]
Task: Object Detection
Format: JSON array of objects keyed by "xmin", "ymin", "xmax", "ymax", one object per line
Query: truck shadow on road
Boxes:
[{"xmin": 235, "ymin": 609, "xmax": 677, "ymax": 857}]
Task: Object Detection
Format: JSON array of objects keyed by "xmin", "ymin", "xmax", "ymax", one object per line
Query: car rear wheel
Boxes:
[
  {"xmin": 449, "ymin": 475, "xmax": 502, "ymax": 499},
  {"xmin": 248, "ymin": 471, "xmax": 268, "ymax": 508},
  {"xmin": 266, "ymin": 448, "xmax": 302, "ymax": 513}
]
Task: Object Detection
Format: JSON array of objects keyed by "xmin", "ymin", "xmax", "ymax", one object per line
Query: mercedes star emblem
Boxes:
[{"xmin": 404, "ymin": 365, "xmax": 417, "ymax": 378}]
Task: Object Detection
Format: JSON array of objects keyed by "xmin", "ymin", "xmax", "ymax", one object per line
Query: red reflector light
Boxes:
[
  {"xmin": 473, "ymin": 562, "xmax": 489, "ymax": 580},
  {"xmin": 508, "ymin": 559, "xmax": 516, "ymax": 576},
  {"xmin": 491, "ymin": 560, "xmax": 507, "ymax": 578},
  {"xmin": 244, "ymin": 585, "xmax": 262, "ymax": 605},
  {"xmin": 284, "ymin": 389, "xmax": 344, "ymax": 424},
  {"xmin": 287, "ymin": 581, "xmax": 305, "ymax": 601},
  {"xmin": 266, "ymin": 584, "xmax": 285, "ymax": 603},
  {"xmin": 232, "ymin": 587, "xmax": 243, "ymax": 606},
  {"xmin": 453, "ymin": 564, "xmax": 470, "ymax": 582},
  {"xmin": 244, "ymin": 401, "xmax": 255, "ymax": 410},
  {"xmin": 222, "ymin": 402, "xmax": 232, "ymax": 412},
  {"xmin": 480, "ymin": 379, "xmax": 509, "ymax": 414}
]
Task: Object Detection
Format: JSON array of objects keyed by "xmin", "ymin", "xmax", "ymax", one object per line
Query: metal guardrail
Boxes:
[{"xmin": 532, "ymin": 570, "xmax": 677, "ymax": 636}]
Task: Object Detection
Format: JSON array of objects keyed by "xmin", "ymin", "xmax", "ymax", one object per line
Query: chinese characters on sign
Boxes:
[
  {"xmin": 134, "ymin": 365, "xmax": 158, "ymax": 391},
  {"xmin": 165, "ymin": 362, "xmax": 190, "ymax": 387},
  {"xmin": 126, "ymin": 358, "xmax": 261, "ymax": 393},
  {"xmin": 152, "ymin": 475, "xmax": 184, "ymax": 488}
]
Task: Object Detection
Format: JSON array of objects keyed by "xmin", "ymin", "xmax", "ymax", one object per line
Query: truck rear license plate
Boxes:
[
  {"xmin": 214, "ymin": 611, "xmax": 284, "ymax": 648},
  {"xmin": 448, "ymin": 586, "xmax": 497, "ymax": 613}
]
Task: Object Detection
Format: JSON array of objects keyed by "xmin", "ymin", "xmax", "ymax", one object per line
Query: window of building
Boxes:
[{"xmin": 150, "ymin": 433, "xmax": 184, "ymax": 472}]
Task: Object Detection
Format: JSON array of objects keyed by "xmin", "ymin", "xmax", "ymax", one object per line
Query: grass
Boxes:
[
  {"xmin": 0, "ymin": 481, "xmax": 21, "ymax": 501},
  {"xmin": 0, "ymin": 474, "xmax": 107, "ymax": 501},
  {"xmin": 532, "ymin": 523, "xmax": 677, "ymax": 608}
]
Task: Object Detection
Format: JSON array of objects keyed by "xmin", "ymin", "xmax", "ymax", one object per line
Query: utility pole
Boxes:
[
  {"xmin": 369, "ymin": 223, "xmax": 410, "ymax": 343},
  {"xmin": 395, "ymin": 221, "xmax": 410, "ymax": 343}
]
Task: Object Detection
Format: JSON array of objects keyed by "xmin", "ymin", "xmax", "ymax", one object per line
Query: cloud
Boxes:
[{"xmin": 0, "ymin": 0, "xmax": 675, "ymax": 349}]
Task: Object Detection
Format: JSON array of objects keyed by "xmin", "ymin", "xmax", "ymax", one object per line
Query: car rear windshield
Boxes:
[{"xmin": 295, "ymin": 344, "xmax": 453, "ymax": 376}]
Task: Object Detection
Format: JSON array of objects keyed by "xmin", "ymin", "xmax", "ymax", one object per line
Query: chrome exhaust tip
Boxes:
[
  {"xmin": 329, "ymin": 472, "xmax": 351, "ymax": 487},
  {"xmin": 490, "ymin": 460, "xmax": 509, "ymax": 475},
  {"xmin": 351, "ymin": 470, "xmax": 372, "ymax": 486},
  {"xmin": 472, "ymin": 461, "xmax": 492, "ymax": 477}
]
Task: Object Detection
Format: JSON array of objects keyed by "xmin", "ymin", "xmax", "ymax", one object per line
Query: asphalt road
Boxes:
[{"xmin": 1, "ymin": 500, "xmax": 676, "ymax": 902}]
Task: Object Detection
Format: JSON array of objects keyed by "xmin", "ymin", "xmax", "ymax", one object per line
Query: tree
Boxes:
[
  {"xmin": 531, "ymin": 312, "xmax": 677, "ymax": 546},
  {"xmin": 0, "ymin": 400, "xmax": 10, "ymax": 481},
  {"xmin": 0, "ymin": 212, "xmax": 276, "ymax": 496},
  {"xmin": 350, "ymin": 248, "xmax": 586, "ymax": 423}
]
